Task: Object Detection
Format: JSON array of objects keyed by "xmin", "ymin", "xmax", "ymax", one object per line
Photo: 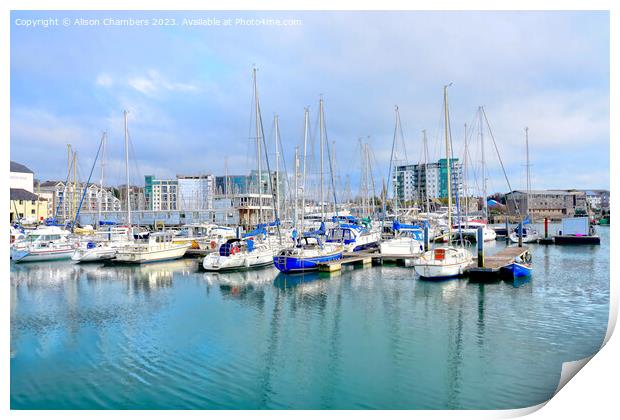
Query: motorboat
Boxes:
[
  {"xmin": 11, "ymin": 226, "xmax": 75, "ymax": 263},
  {"xmin": 115, "ymin": 232, "xmax": 190, "ymax": 264}
]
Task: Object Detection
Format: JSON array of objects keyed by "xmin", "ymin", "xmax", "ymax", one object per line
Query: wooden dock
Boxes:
[
  {"xmin": 318, "ymin": 253, "xmax": 374, "ymax": 272},
  {"xmin": 318, "ymin": 252, "xmax": 419, "ymax": 272},
  {"xmin": 466, "ymin": 246, "xmax": 530, "ymax": 281}
]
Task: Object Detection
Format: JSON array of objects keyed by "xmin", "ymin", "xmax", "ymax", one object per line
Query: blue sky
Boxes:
[{"xmin": 10, "ymin": 10, "xmax": 609, "ymax": 194}]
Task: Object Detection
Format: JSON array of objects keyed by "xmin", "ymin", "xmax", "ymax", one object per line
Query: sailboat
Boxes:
[
  {"xmin": 454, "ymin": 120, "xmax": 496, "ymax": 242},
  {"xmin": 379, "ymin": 106, "xmax": 424, "ymax": 257},
  {"xmin": 273, "ymin": 100, "xmax": 344, "ymax": 273},
  {"xmin": 72, "ymin": 131, "xmax": 132, "ymax": 262},
  {"xmin": 413, "ymin": 85, "xmax": 473, "ymax": 279},
  {"xmin": 509, "ymin": 127, "xmax": 540, "ymax": 244},
  {"xmin": 204, "ymin": 68, "xmax": 282, "ymax": 271}
]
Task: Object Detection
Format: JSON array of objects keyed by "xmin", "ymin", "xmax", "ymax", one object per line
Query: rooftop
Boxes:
[
  {"xmin": 10, "ymin": 161, "xmax": 34, "ymax": 174},
  {"xmin": 10, "ymin": 188, "xmax": 46, "ymax": 201}
]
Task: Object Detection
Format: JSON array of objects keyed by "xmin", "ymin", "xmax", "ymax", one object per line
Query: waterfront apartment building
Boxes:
[
  {"xmin": 118, "ymin": 185, "xmax": 146, "ymax": 212},
  {"xmin": 38, "ymin": 181, "xmax": 122, "ymax": 221},
  {"xmin": 504, "ymin": 190, "xmax": 588, "ymax": 220},
  {"xmin": 177, "ymin": 174, "xmax": 215, "ymax": 210},
  {"xmin": 394, "ymin": 159, "xmax": 464, "ymax": 204},
  {"xmin": 581, "ymin": 189, "xmax": 610, "ymax": 211},
  {"xmin": 144, "ymin": 176, "xmax": 178, "ymax": 211}
]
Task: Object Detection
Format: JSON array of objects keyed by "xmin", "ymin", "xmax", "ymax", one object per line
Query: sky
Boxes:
[{"xmin": 10, "ymin": 10, "xmax": 610, "ymax": 195}]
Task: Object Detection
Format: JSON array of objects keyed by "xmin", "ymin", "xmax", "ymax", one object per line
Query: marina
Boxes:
[
  {"xmin": 10, "ymin": 226, "xmax": 609, "ymax": 409},
  {"xmin": 9, "ymin": 9, "xmax": 611, "ymax": 412}
]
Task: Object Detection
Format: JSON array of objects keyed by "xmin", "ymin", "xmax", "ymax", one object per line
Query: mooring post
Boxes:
[
  {"xmin": 477, "ymin": 226, "xmax": 484, "ymax": 267},
  {"xmin": 518, "ymin": 222, "xmax": 523, "ymax": 248},
  {"xmin": 544, "ymin": 217, "xmax": 549, "ymax": 238},
  {"xmin": 423, "ymin": 225, "xmax": 430, "ymax": 252},
  {"xmin": 505, "ymin": 216, "xmax": 509, "ymax": 243}
]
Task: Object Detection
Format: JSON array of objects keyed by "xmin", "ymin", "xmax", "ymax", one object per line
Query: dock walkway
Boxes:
[{"xmin": 466, "ymin": 246, "xmax": 530, "ymax": 281}]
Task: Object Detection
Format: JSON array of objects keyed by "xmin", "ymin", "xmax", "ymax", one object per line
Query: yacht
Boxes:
[
  {"xmin": 453, "ymin": 220, "xmax": 497, "ymax": 242},
  {"xmin": 202, "ymin": 237, "xmax": 275, "ymax": 271},
  {"xmin": 11, "ymin": 226, "xmax": 75, "ymax": 263},
  {"xmin": 325, "ymin": 223, "xmax": 381, "ymax": 253},
  {"xmin": 508, "ymin": 225, "xmax": 540, "ymax": 244},
  {"xmin": 380, "ymin": 221, "xmax": 424, "ymax": 256},
  {"xmin": 412, "ymin": 84, "xmax": 474, "ymax": 279},
  {"xmin": 115, "ymin": 232, "xmax": 190, "ymax": 264},
  {"xmin": 71, "ymin": 226, "xmax": 132, "ymax": 262},
  {"xmin": 273, "ymin": 235, "xmax": 343, "ymax": 273}
]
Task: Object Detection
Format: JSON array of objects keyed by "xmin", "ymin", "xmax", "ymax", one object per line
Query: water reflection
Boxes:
[{"xmin": 10, "ymin": 227, "xmax": 610, "ymax": 410}]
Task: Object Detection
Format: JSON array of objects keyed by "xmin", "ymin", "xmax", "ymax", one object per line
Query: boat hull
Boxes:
[
  {"xmin": 202, "ymin": 251, "xmax": 274, "ymax": 271},
  {"xmin": 413, "ymin": 261, "xmax": 469, "ymax": 279},
  {"xmin": 509, "ymin": 232, "xmax": 540, "ymax": 244},
  {"xmin": 380, "ymin": 238, "xmax": 424, "ymax": 256},
  {"xmin": 12, "ymin": 248, "xmax": 74, "ymax": 263},
  {"xmin": 114, "ymin": 245, "xmax": 189, "ymax": 264},
  {"xmin": 273, "ymin": 251, "xmax": 343, "ymax": 273},
  {"xmin": 500, "ymin": 262, "xmax": 532, "ymax": 279},
  {"xmin": 72, "ymin": 248, "xmax": 117, "ymax": 262}
]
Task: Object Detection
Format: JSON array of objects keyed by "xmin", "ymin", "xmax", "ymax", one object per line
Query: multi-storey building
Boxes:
[
  {"xmin": 504, "ymin": 190, "xmax": 588, "ymax": 220},
  {"xmin": 393, "ymin": 159, "xmax": 463, "ymax": 204},
  {"xmin": 177, "ymin": 174, "xmax": 215, "ymax": 210},
  {"xmin": 118, "ymin": 185, "xmax": 146, "ymax": 211},
  {"xmin": 37, "ymin": 181, "xmax": 121, "ymax": 222},
  {"xmin": 144, "ymin": 176, "xmax": 178, "ymax": 211}
]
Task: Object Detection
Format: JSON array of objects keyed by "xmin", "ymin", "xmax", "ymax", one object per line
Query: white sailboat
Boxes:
[
  {"xmin": 380, "ymin": 106, "xmax": 424, "ymax": 257},
  {"xmin": 509, "ymin": 127, "xmax": 540, "ymax": 244},
  {"xmin": 413, "ymin": 85, "xmax": 473, "ymax": 279},
  {"xmin": 205, "ymin": 68, "xmax": 282, "ymax": 270},
  {"xmin": 203, "ymin": 234, "xmax": 275, "ymax": 271}
]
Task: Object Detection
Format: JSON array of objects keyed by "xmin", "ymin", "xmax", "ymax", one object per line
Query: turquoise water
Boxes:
[{"xmin": 10, "ymin": 226, "xmax": 609, "ymax": 409}]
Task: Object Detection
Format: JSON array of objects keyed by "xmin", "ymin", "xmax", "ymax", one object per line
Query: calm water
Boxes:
[{"xmin": 10, "ymin": 226, "xmax": 610, "ymax": 409}]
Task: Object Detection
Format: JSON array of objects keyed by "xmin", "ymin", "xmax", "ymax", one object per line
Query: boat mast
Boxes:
[
  {"xmin": 444, "ymin": 84, "xmax": 453, "ymax": 245},
  {"xmin": 394, "ymin": 110, "xmax": 400, "ymax": 220},
  {"xmin": 463, "ymin": 123, "xmax": 469, "ymax": 225},
  {"xmin": 64, "ymin": 144, "xmax": 71, "ymax": 222},
  {"xmin": 98, "ymin": 131, "xmax": 107, "ymax": 224},
  {"xmin": 253, "ymin": 68, "xmax": 263, "ymax": 225},
  {"xmin": 423, "ymin": 129, "xmax": 430, "ymax": 213},
  {"xmin": 274, "ymin": 114, "xmax": 280, "ymax": 220},
  {"xmin": 367, "ymin": 138, "xmax": 377, "ymax": 219},
  {"xmin": 72, "ymin": 151, "xmax": 77, "ymax": 223},
  {"xmin": 525, "ymin": 126, "xmax": 530, "ymax": 216},
  {"xmin": 319, "ymin": 97, "xmax": 325, "ymax": 221},
  {"xmin": 301, "ymin": 108, "xmax": 309, "ymax": 232},
  {"xmin": 294, "ymin": 146, "xmax": 299, "ymax": 232},
  {"xmin": 479, "ymin": 106, "xmax": 488, "ymax": 221},
  {"xmin": 124, "ymin": 110, "xmax": 131, "ymax": 227}
]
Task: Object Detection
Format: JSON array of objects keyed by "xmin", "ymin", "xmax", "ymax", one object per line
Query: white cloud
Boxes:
[
  {"xmin": 127, "ymin": 69, "xmax": 198, "ymax": 96},
  {"xmin": 96, "ymin": 73, "xmax": 114, "ymax": 87}
]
